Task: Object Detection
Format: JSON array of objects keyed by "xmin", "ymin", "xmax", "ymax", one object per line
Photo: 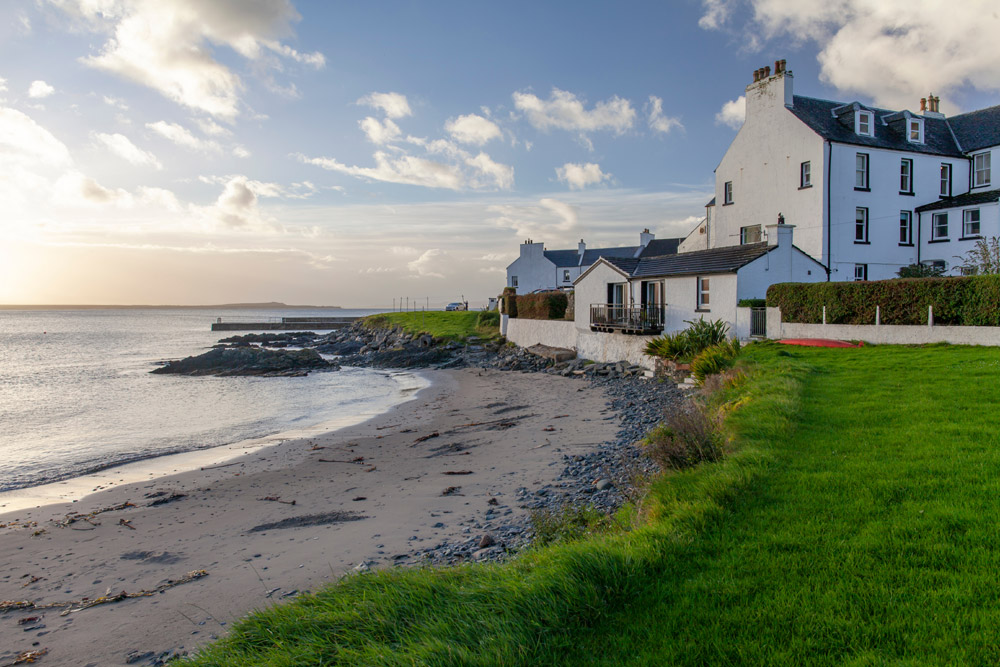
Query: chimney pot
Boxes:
[
  {"xmin": 920, "ymin": 97, "xmax": 927, "ymax": 112},
  {"xmin": 774, "ymin": 60, "xmax": 780, "ymax": 73},
  {"xmin": 764, "ymin": 65, "xmax": 771, "ymax": 77},
  {"xmin": 780, "ymin": 59, "xmax": 787, "ymax": 72},
  {"xmin": 753, "ymin": 69, "xmax": 759, "ymax": 82}
]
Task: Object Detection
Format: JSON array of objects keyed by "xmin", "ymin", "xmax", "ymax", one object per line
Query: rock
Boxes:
[
  {"xmin": 472, "ymin": 546, "xmax": 502, "ymax": 561},
  {"xmin": 478, "ymin": 533, "xmax": 496, "ymax": 548},
  {"xmin": 152, "ymin": 346, "xmax": 336, "ymax": 377},
  {"xmin": 594, "ymin": 478, "xmax": 614, "ymax": 491},
  {"xmin": 353, "ymin": 560, "xmax": 375, "ymax": 572},
  {"xmin": 525, "ymin": 344, "xmax": 576, "ymax": 363}
]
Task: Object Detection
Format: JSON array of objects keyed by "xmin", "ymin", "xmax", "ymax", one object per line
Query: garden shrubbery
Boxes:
[
  {"xmin": 767, "ymin": 275, "xmax": 1000, "ymax": 326},
  {"xmin": 642, "ymin": 404, "xmax": 723, "ymax": 470},
  {"xmin": 690, "ymin": 339, "xmax": 741, "ymax": 384},
  {"xmin": 513, "ymin": 291, "xmax": 569, "ymax": 320},
  {"xmin": 645, "ymin": 318, "xmax": 730, "ymax": 362}
]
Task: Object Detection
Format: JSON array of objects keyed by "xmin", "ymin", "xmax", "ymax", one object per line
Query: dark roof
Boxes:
[
  {"xmin": 581, "ymin": 246, "xmax": 640, "ymax": 264},
  {"xmin": 639, "ymin": 238, "xmax": 682, "ymax": 258},
  {"xmin": 631, "ymin": 243, "xmax": 772, "ymax": 278},
  {"xmin": 915, "ymin": 188, "xmax": 1000, "ymax": 213},
  {"xmin": 543, "ymin": 249, "xmax": 581, "ymax": 267},
  {"xmin": 788, "ymin": 96, "xmax": 964, "ymax": 157},
  {"xmin": 949, "ymin": 105, "xmax": 1000, "ymax": 152},
  {"xmin": 601, "ymin": 256, "xmax": 641, "ymax": 274},
  {"xmin": 706, "ymin": 196, "xmax": 716, "ymax": 206}
]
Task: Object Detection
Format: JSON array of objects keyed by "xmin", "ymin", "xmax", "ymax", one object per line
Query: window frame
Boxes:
[
  {"xmin": 511, "ymin": 275, "xmax": 518, "ymax": 288},
  {"xmin": 908, "ymin": 118, "xmax": 924, "ymax": 143},
  {"xmin": 900, "ymin": 158, "xmax": 913, "ymax": 194},
  {"xmin": 696, "ymin": 276, "xmax": 711, "ymax": 311},
  {"xmin": 974, "ymin": 152, "xmax": 992, "ymax": 188},
  {"xmin": 962, "ymin": 209, "xmax": 981, "ymax": 239},
  {"xmin": 855, "ymin": 207, "xmax": 869, "ymax": 244},
  {"xmin": 931, "ymin": 212, "xmax": 949, "ymax": 241},
  {"xmin": 899, "ymin": 210, "xmax": 913, "ymax": 246},
  {"xmin": 855, "ymin": 153, "xmax": 870, "ymax": 190},
  {"xmin": 562, "ymin": 269, "xmax": 571, "ymax": 282},
  {"xmin": 740, "ymin": 224, "xmax": 762, "ymax": 245},
  {"xmin": 800, "ymin": 161, "xmax": 812, "ymax": 188},
  {"xmin": 940, "ymin": 163, "xmax": 952, "ymax": 197},
  {"xmin": 856, "ymin": 110, "xmax": 873, "ymax": 137},
  {"xmin": 854, "ymin": 264, "xmax": 868, "ymax": 281},
  {"xmin": 723, "ymin": 181, "xmax": 733, "ymax": 205}
]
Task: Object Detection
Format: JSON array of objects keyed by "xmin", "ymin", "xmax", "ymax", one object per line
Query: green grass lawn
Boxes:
[
  {"xmin": 186, "ymin": 343, "xmax": 1000, "ymax": 666},
  {"xmin": 361, "ymin": 310, "xmax": 501, "ymax": 341}
]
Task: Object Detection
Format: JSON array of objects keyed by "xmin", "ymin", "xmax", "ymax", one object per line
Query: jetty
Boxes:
[{"xmin": 211, "ymin": 316, "xmax": 360, "ymax": 331}]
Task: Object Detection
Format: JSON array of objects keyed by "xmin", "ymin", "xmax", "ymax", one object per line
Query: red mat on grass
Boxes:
[{"xmin": 778, "ymin": 339, "xmax": 863, "ymax": 348}]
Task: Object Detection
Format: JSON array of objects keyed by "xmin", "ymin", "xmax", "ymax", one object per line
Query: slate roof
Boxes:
[
  {"xmin": 543, "ymin": 249, "xmax": 582, "ymax": 267},
  {"xmin": 788, "ymin": 96, "xmax": 964, "ymax": 157},
  {"xmin": 915, "ymin": 188, "xmax": 1000, "ymax": 213},
  {"xmin": 639, "ymin": 238, "xmax": 682, "ymax": 258},
  {"xmin": 601, "ymin": 256, "xmax": 641, "ymax": 275},
  {"xmin": 706, "ymin": 196, "xmax": 716, "ymax": 206},
  {"xmin": 581, "ymin": 246, "xmax": 641, "ymax": 264},
  {"xmin": 631, "ymin": 243, "xmax": 772, "ymax": 278},
  {"xmin": 949, "ymin": 105, "xmax": 1000, "ymax": 152}
]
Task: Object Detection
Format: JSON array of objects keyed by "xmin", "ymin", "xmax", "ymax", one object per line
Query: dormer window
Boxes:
[
  {"xmin": 856, "ymin": 110, "xmax": 873, "ymax": 137},
  {"xmin": 908, "ymin": 118, "xmax": 924, "ymax": 143}
]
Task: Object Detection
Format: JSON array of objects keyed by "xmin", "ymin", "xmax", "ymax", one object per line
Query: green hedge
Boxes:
[
  {"xmin": 737, "ymin": 299, "xmax": 767, "ymax": 308},
  {"xmin": 513, "ymin": 291, "xmax": 569, "ymax": 320},
  {"xmin": 501, "ymin": 287, "xmax": 517, "ymax": 318},
  {"xmin": 766, "ymin": 275, "xmax": 1000, "ymax": 326}
]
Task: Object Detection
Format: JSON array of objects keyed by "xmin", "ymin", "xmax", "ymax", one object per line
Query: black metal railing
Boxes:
[
  {"xmin": 590, "ymin": 304, "xmax": 665, "ymax": 334},
  {"xmin": 750, "ymin": 307, "xmax": 767, "ymax": 338}
]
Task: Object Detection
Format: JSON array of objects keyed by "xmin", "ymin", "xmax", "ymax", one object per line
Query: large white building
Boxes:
[{"xmin": 708, "ymin": 59, "xmax": 1000, "ymax": 280}]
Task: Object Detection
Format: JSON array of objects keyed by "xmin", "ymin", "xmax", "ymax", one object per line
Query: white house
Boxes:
[
  {"xmin": 708, "ymin": 59, "xmax": 1000, "ymax": 280},
  {"xmin": 504, "ymin": 230, "xmax": 681, "ymax": 294},
  {"xmin": 574, "ymin": 222, "xmax": 824, "ymax": 336}
]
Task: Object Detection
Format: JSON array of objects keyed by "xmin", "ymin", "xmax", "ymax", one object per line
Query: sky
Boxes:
[{"xmin": 2, "ymin": 0, "xmax": 999, "ymax": 307}]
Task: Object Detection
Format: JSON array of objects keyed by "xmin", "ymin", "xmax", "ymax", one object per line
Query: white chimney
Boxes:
[
  {"xmin": 520, "ymin": 239, "xmax": 544, "ymax": 258},
  {"xmin": 639, "ymin": 228, "xmax": 654, "ymax": 247},
  {"xmin": 578, "ymin": 239, "xmax": 586, "ymax": 257},
  {"xmin": 745, "ymin": 60, "xmax": 794, "ymax": 124},
  {"xmin": 765, "ymin": 216, "xmax": 795, "ymax": 282}
]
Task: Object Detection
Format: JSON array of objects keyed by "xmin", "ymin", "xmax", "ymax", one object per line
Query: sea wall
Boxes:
[{"xmin": 505, "ymin": 318, "xmax": 657, "ymax": 369}]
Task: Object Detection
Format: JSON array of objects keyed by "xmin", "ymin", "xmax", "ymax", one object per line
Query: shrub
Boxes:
[
  {"xmin": 737, "ymin": 298, "xmax": 767, "ymax": 308},
  {"xmin": 645, "ymin": 318, "xmax": 731, "ymax": 362},
  {"xmin": 897, "ymin": 263, "xmax": 945, "ymax": 278},
  {"xmin": 690, "ymin": 340, "xmax": 741, "ymax": 384},
  {"xmin": 642, "ymin": 404, "xmax": 722, "ymax": 470},
  {"xmin": 514, "ymin": 291, "xmax": 568, "ymax": 320},
  {"xmin": 477, "ymin": 310, "xmax": 500, "ymax": 328},
  {"xmin": 529, "ymin": 504, "xmax": 608, "ymax": 546},
  {"xmin": 501, "ymin": 287, "xmax": 518, "ymax": 318},
  {"xmin": 767, "ymin": 276, "xmax": 1000, "ymax": 326}
]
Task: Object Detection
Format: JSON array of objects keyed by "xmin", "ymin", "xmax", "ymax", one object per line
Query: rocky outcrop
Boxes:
[{"xmin": 152, "ymin": 346, "xmax": 336, "ymax": 377}]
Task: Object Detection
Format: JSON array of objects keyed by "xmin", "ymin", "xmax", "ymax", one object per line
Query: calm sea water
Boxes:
[{"xmin": 0, "ymin": 308, "xmax": 418, "ymax": 492}]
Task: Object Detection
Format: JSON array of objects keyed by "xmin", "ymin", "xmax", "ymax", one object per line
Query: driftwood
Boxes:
[
  {"xmin": 118, "ymin": 519, "xmax": 136, "ymax": 530},
  {"xmin": 259, "ymin": 496, "xmax": 296, "ymax": 505},
  {"xmin": 413, "ymin": 432, "xmax": 440, "ymax": 444},
  {"xmin": 0, "ymin": 570, "xmax": 209, "ymax": 617},
  {"xmin": 441, "ymin": 486, "xmax": 462, "ymax": 496},
  {"xmin": 317, "ymin": 456, "xmax": 366, "ymax": 464},
  {"xmin": 6, "ymin": 648, "xmax": 48, "ymax": 665},
  {"xmin": 53, "ymin": 501, "xmax": 135, "ymax": 529},
  {"xmin": 443, "ymin": 470, "xmax": 473, "ymax": 475}
]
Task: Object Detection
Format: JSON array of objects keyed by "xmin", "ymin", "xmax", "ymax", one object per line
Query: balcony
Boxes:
[{"xmin": 589, "ymin": 304, "xmax": 665, "ymax": 335}]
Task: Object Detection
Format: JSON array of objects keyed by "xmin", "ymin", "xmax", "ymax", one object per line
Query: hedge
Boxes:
[
  {"xmin": 501, "ymin": 287, "xmax": 518, "ymax": 318},
  {"xmin": 766, "ymin": 275, "xmax": 1000, "ymax": 326},
  {"xmin": 512, "ymin": 291, "xmax": 569, "ymax": 320}
]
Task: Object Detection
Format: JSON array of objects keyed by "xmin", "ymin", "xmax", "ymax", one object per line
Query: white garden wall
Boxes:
[
  {"xmin": 505, "ymin": 317, "xmax": 658, "ymax": 369},
  {"xmin": 766, "ymin": 307, "xmax": 1000, "ymax": 346}
]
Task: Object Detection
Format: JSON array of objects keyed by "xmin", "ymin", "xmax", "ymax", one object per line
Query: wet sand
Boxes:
[{"xmin": 0, "ymin": 368, "xmax": 619, "ymax": 666}]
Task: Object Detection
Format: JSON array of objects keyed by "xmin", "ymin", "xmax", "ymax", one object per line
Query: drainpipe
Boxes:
[
  {"xmin": 917, "ymin": 211, "xmax": 922, "ymax": 265},
  {"xmin": 825, "ymin": 139, "xmax": 833, "ymax": 280}
]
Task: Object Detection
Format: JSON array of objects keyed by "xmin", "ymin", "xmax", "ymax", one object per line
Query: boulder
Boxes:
[
  {"xmin": 525, "ymin": 344, "xmax": 576, "ymax": 363},
  {"xmin": 152, "ymin": 346, "xmax": 336, "ymax": 377}
]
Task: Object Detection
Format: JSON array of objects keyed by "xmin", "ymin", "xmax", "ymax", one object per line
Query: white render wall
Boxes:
[
  {"xmin": 504, "ymin": 318, "xmax": 577, "ymax": 349},
  {"xmin": 735, "ymin": 246, "xmax": 826, "ymax": 299},
  {"xmin": 661, "ymin": 273, "xmax": 738, "ymax": 335},
  {"xmin": 573, "ymin": 262, "xmax": 630, "ymax": 331},
  {"xmin": 919, "ymin": 201, "xmax": 999, "ymax": 274},
  {"xmin": 505, "ymin": 242, "xmax": 558, "ymax": 295},
  {"xmin": 711, "ymin": 73, "xmax": 826, "ymax": 259},
  {"xmin": 504, "ymin": 317, "xmax": 657, "ymax": 369}
]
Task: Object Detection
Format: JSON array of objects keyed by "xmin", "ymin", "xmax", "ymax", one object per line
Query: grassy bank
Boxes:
[
  {"xmin": 361, "ymin": 310, "xmax": 501, "ymax": 342},
  {"xmin": 187, "ymin": 343, "xmax": 1000, "ymax": 665}
]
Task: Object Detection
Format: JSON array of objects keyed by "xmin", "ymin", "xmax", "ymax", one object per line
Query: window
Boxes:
[
  {"xmin": 908, "ymin": 118, "xmax": 923, "ymax": 143},
  {"xmin": 940, "ymin": 163, "xmax": 952, "ymax": 197},
  {"xmin": 963, "ymin": 209, "xmax": 981, "ymax": 238},
  {"xmin": 900, "ymin": 158, "xmax": 913, "ymax": 194},
  {"xmin": 697, "ymin": 277, "xmax": 710, "ymax": 310},
  {"xmin": 899, "ymin": 210, "xmax": 913, "ymax": 245},
  {"xmin": 855, "ymin": 153, "xmax": 869, "ymax": 189},
  {"xmin": 932, "ymin": 212, "xmax": 948, "ymax": 240},
  {"xmin": 800, "ymin": 161, "xmax": 812, "ymax": 187},
  {"xmin": 974, "ymin": 152, "xmax": 992, "ymax": 187},
  {"xmin": 724, "ymin": 181, "xmax": 733, "ymax": 205},
  {"xmin": 511, "ymin": 275, "xmax": 518, "ymax": 288},
  {"xmin": 856, "ymin": 111, "xmax": 873, "ymax": 136},
  {"xmin": 740, "ymin": 225, "xmax": 762, "ymax": 244},
  {"xmin": 855, "ymin": 207, "xmax": 869, "ymax": 243},
  {"xmin": 608, "ymin": 283, "xmax": 626, "ymax": 306},
  {"xmin": 563, "ymin": 269, "xmax": 571, "ymax": 282},
  {"xmin": 854, "ymin": 264, "xmax": 868, "ymax": 281}
]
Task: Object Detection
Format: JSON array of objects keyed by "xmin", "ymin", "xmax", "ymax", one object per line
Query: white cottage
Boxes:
[{"xmin": 574, "ymin": 223, "xmax": 824, "ymax": 336}]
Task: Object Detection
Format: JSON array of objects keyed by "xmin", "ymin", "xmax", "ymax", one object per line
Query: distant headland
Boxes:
[{"xmin": 0, "ymin": 302, "xmax": 342, "ymax": 310}]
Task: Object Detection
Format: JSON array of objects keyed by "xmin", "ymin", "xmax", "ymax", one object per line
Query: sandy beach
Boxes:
[{"xmin": 0, "ymin": 368, "xmax": 622, "ymax": 666}]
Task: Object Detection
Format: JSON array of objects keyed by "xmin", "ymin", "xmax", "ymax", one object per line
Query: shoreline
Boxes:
[
  {"xmin": 0, "ymin": 369, "xmax": 429, "ymax": 514},
  {"xmin": 0, "ymin": 367, "xmax": 654, "ymax": 666}
]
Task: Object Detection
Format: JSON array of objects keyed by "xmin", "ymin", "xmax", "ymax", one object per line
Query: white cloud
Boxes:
[
  {"xmin": 232, "ymin": 145, "xmax": 251, "ymax": 158},
  {"xmin": 198, "ymin": 174, "xmax": 316, "ymax": 200},
  {"xmin": 445, "ymin": 114, "xmax": 501, "ymax": 145},
  {"xmin": 55, "ymin": 0, "xmax": 324, "ymax": 120},
  {"xmin": 299, "ymin": 151, "xmax": 465, "ymax": 190},
  {"xmin": 359, "ymin": 116, "xmax": 402, "ymax": 144},
  {"xmin": 556, "ymin": 162, "xmax": 611, "ymax": 190},
  {"xmin": 28, "ymin": 80, "xmax": 55, "ymax": 98},
  {"xmin": 358, "ymin": 92, "xmax": 412, "ymax": 119},
  {"xmin": 54, "ymin": 170, "xmax": 133, "ymax": 207},
  {"xmin": 407, "ymin": 248, "xmax": 448, "ymax": 278},
  {"xmin": 103, "ymin": 95, "xmax": 128, "ymax": 110},
  {"xmin": 390, "ymin": 246, "xmax": 420, "ymax": 256},
  {"xmin": 196, "ymin": 118, "xmax": 232, "ymax": 137},
  {"xmin": 466, "ymin": 152, "xmax": 514, "ymax": 190},
  {"xmin": 0, "ymin": 78, "xmax": 7, "ymax": 93},
  {"xmin": 0, "ymin": 107, "xmax": 71, "ymax": 166},
  {"xmin": 195, "ymin": 175, "xmax": 276, "ymax": 230},
  {"xmin": 94, "ymin": 132, "xmax": 162, "ymax": 169},
  {"xmin": 700, "ymin": 0, "xmax": 1000, "ymax": 110},
  {"xmin": 146, "ymin": 121, "xmax": 222, "ymax": 152},
  {"xmin": 646, "ymin": 96, "xmax": 683, "ymax": 134},
  {"xmin": 512, "ymin": 88, "xmax": 635, "ymax": 135},
  {"xmin": 715, "ymin": 96, "xmax": 745, "ymax": 129},
  {"xmin": 488, "ymin": 197, "xmax": 580, "ymax": 241}
]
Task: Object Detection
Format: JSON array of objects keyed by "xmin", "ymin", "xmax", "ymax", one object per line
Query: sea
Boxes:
[{"xmin": 0, "ymin": 308, "xmax": 427, "ymax": 507}]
